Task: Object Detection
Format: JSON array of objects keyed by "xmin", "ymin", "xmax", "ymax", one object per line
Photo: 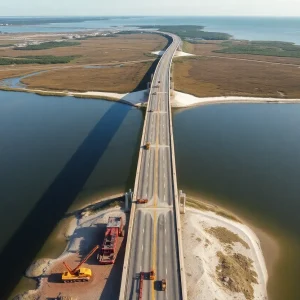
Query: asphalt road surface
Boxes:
[{"xmin": 124, "ymin": 34, "xmax": 183, "ymax": 300}]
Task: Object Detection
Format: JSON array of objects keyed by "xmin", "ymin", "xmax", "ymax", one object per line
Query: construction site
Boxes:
[{"xmin": 16, "ymin": 197, "xmax": 128, "ymax": 300}]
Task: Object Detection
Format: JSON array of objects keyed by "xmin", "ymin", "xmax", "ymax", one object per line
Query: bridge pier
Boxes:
[
  {"xmin": 179, "ymin": 190, "xmax": 186, "ymax": 214},
  {"xmin": 124, "ymin": 189, "xmax": 133, "ymax": 212}
]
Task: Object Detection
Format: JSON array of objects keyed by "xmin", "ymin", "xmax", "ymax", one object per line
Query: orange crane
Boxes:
[{"xmin": 62, "ymin": 245, "xmax": 99, "ymax": 283}]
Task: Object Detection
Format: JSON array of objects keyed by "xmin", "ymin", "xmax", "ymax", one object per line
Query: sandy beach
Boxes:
[{"xmin": 182, "ymin": 203, "xmax": 269, "ymax": 300}]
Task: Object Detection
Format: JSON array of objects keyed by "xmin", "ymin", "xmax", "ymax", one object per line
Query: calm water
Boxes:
[
  {"xmin": 1, "ymin": 92, "xmax": 300, "ymax": 298},
  {"xmin": 0, "ymin": 91, "xmax": 143, "ymax": 298},
  {"xmin": 173, "ymin": 104, "xmax": 300, "ymax": 300},
  {"xmin": 1, "ymin": 16, "xmax": 300, "ymax": 44}
]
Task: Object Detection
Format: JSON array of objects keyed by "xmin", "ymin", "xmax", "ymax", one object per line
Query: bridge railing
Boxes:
[{"xmin": 166, "ymin": 35, "xmax": 188, "ymax": 300}]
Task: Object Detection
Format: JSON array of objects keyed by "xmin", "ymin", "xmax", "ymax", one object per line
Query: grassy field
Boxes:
[
  {"xmin": 136, "ymin": 25, "xmax": 231, "ymax": 40},
  {"xmin": 184, "ymin": 40, "xmax": 300, "ymax": 65},
  {"xmin": 0, "ymin": 55, "xmax": 78, "ymax": 65},
  {"xmin": 174, "ymin": 56, "xmax": 300, "ymax": 98},
  {"xmin": 0, "ymin": 33, "xmax": 167, "ymax": 92},
  {"xmin": 22, "ymin": 61, "xmax": 155, "ymax": 93},
  {"xmin": 214, "ymin": 40, "xmax": 300, "ymax": 58},
  {"xmin": 0, "ymin": 34, "xmax": 167, "ymax": 64},
  {"xmin": 0, "ymin": 67, "xmax": 50, "ymax": 80},
  {"xmin": 14, "ymin": 41, "xmax": 81, "ymax": 50}
]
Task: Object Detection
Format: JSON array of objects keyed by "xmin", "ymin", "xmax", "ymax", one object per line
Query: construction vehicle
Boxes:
[
  {"xmin": 98, "ymin": 217, "xmax": 124, "ymax": 265},
  {"xmin": 145, "ymin": 142, "xmax": 150, "ymax": 150},
  {"xmin": 137, "ymin": 198, "xmax": 148, "ymax": 204},
  {"xmin": 62, "ymin": 245, "xmax": 99, "ymax": 283},
  {"xmin": 139, "ymin": 270, "xmax": 155, "ymax": 299}
]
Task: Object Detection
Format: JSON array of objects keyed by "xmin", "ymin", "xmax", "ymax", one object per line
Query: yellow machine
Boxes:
[
  {"xmin": 145, "ymin": 142, "xmax": 150, "ymax": 150},
  {"xmin": 62, "ymin": 245, "xmax": 99, "ymax": 283}
]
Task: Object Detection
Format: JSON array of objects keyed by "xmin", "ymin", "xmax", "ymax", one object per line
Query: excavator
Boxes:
[{"xmin": 62, "ymin": 245, "xmax": 99, "ymax": 283}]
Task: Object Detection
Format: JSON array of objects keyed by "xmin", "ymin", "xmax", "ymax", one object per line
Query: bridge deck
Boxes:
[{"xmin": 120, "ymin": 34, "xmax": 186, "ymax": 300}]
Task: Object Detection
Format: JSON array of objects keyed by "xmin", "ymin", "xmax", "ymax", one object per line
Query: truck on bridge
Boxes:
[{"xmin": 98, "ymin": 217, "xmax": 124, "ymax": 265}]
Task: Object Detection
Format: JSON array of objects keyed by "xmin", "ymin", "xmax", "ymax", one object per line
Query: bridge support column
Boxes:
[
  {"xmin": 179, "ymin": 190, "xmax": 186, "ymax": 214},
  {"xmin": 125, "ymin": 192, "xmax": 129, "ymax": 212},
  {"xmin": 147, "ymin": 82, "xmax": 151, "ymax": 95},
  {"xmin": 125, "ymin": 189, "xmax": 133, "ymax": 212}
]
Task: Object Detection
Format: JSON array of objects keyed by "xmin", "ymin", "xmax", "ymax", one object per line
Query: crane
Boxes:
[{"xmin": 62, "ymin": 245, "xmax": 99, "ymax": 283}]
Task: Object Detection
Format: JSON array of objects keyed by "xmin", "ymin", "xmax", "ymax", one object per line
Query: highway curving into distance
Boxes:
[{"xmin": 119, "ymin": 33, "xmax": 186, "ymax": 300}]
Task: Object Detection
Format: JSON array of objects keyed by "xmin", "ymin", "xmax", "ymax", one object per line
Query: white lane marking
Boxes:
[
  {"xmin": 142, "ymin": 245, "xmax": 144, "ymax": 252},
  {"xmin": 143, "ymin": 228, "xmax": 144, "ymax": 234},
  {"xmin": 166, "ymin": 268, "xmax": 168, "ymax": 274}
]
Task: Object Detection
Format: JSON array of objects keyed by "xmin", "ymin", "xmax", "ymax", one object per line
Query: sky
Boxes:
[{"xmin": 0, "ymin": 0, "xmax": 299, "ymax": 16}]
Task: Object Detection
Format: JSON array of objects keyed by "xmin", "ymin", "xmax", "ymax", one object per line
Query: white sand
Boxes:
[
  {"xmin": 2, "ymin": 87, "xmax": 149, "ymax": 106},
  {"xmin": 151, "ymin": 50, "xmax": 195, "ymax": 57},
  {"xmin": 175, "ymin": 50, "xmax": 195, "ymax": 57},
  {"xmin": 74, "ymin": 89, "xmax": 148, "ymax": 106},
  {"xmin": 172, "ymin": 90, "xmax": 300, "ymax": 108},
  {"xmin": 183, "ymin": 207, "xmax": 268, "ymax": 300},
  {"xmin": 151, "ymin": 50, "xmax": 165, "ymax": 56}
]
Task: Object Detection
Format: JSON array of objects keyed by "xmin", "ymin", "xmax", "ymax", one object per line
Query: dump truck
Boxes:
[
  {"xmin": 139, "ymin": 270, "xmax": 155, "ymax": 299},
  {"xmin": 137, "ymin": 198, "xmax": 148, "ymax": 204},
  {"xmin": 145, "ymin": 142, "xmax": 150, "ymax": 150},
  {"xmin": 62, "ymin": 245, "xmax": 99, "ymax": 283},
  {"xmin": 98, "ymin": 216, "xmax": 124, "ymax": 265}
]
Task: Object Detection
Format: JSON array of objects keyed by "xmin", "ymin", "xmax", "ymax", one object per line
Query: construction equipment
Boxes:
[
  {"xmin": 98, "ymin": 217, "xmax": 124, "ymax": 265},
  {"xmin": 149, "ymin": 269, "xmax": 155, "ymax": 280},
  {"xmin": 138, "ymin": 272, "xmax": 144, "ymax": 300},
  {"xmin": 137, "ymin": 198, "xmax": 148, "ymax": 204},
  {"xmin": 145, "ymin": 142, "xmax": 150, "ymax": 150},
  {"xmin": 62, "ymin": 245, "xmax": 99, "ymax": 283},
  {"xmin": 139, "ymin": 270, "xmax": 155, "ymax": 299}
]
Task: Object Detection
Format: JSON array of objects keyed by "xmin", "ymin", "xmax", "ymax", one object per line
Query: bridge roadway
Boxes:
[{"xmin": 119, "ymin": 34, "xmax": 186, "ymax": 300}]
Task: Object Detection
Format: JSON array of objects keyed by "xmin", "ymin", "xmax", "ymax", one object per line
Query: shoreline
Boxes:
[
  {"xmin": 10, "ymin": 192, "xmax": 125, "ymax": 299},
  {"xmin": 185, "ymin": 192, "xmax": 281, "ymax": 299},
  {"xmin": 172, "ymin": 90, "xmax": 300, "ymax": 108},
  {"xmin": 2, "ymin": 85, "xmax": 300, "ymax": 110},
  {"xmin": 183, "ymin": 206, "xmax": 268, "ymax": 299},
  {"xmin": 14, "ymin": 192, "xmax": 270, "ymax": 300}
]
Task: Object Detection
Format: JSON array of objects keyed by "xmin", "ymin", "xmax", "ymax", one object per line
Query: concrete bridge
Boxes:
[{"xmin": 119, "ymin": 33, "xmax": 187, "ymax": 300}]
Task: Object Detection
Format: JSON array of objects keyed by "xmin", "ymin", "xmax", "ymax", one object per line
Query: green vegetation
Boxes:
[
  {"xmin": 0, "ymin": 44, "xmax": 13, "ymax": 48},
  {"xmin": 14, "ymin": 41, "xmax": 80, "ymax": 50},
  {"xmin": 136, "ymin": 25, "xmax": 231, "ymax": 41},
  {"xmin": 75, "ymin": 34, "xmax": 116, "ymax": 40},
  {"xmin": 0, "ymin": 55, "xmax": 78, "ymax": 65},
  {"xmin": 215, "ymin": 40, "xmax": 300, "ymax": 58}
]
